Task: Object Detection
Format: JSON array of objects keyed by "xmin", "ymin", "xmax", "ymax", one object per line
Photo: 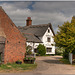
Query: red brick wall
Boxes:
[{"xmin": 0, "ymin": 7, "xmax": 26, "ymax": 64}]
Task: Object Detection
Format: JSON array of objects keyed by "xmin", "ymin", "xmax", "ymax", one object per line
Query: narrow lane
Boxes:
[
  {"xmin": 32, "ymin": 56, "xmax": 75, "ymax": 74},
  {"xmin": 0, "ymin": 56, "xmax": 75, "ymax": 75}
]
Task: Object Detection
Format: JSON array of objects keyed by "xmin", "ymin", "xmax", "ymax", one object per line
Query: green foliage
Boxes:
[
  {"xmin": 0, "ymin": 64, "xmax": 11, "ymax": 69},
  {"xmin": 36, "ymin": 53, "xmax": 39, "ymax": 56},
  {"xmin": 60, "ymin": 58, "xmax": 70, "ymax": 64},
  {"xmin": 0, "ymin": 63, "xmax": 37, "ymax": 71},
  {"xmin": 55, "ymin": 47, "xmax": 65, "ymax": 55},
  {"xmin": 37, "ymin": 44, "xmax": 46, "ymax": 56},
  {"xmin": 16, "ymin": 60, "xmax": 22, "ymax": 62},
  {"xmin": 54, "ymin": 17, "xmax": 75, "ymax": 56},
  {"xmin": 26, "ymin": 45, "xmax": 32, "ymax": 55},
  {"xmin": 24, "ymin": 57, "xmax": 36, "ymax": 60},
  {"xmin": 63, "ymin": 50, "xmax": 69, "ymax": 59}
]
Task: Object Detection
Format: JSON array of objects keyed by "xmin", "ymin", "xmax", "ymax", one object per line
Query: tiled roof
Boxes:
[
  {"xmin": 23, "ymin": 33, "xmax": 42, "ymax": 43},
  {"xmin": 18, "ymin": 23, "xmax": 55, "ymax": 42}
]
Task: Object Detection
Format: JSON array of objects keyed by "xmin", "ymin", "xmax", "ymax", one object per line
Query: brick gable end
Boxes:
[{"xmin": 0, "ymin": 7, "xmax": 26, "ymax": 64}]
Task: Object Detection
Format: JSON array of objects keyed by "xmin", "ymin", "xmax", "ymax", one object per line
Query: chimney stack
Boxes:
[{"xmin": 26, "ymin": 17, "xmax": 32, "ymax": 26}]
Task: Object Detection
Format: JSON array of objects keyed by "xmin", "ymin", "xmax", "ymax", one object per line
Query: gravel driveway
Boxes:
[
  {"xmin": 1, "ymin": 56, "xmax": 75, "ymax": 75},
  {"xmin": 32, "ymin": 56, "xmax": 75, "ymax": 74}
]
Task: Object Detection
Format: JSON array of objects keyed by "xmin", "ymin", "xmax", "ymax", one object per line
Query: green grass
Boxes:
[
  {"xmin": 60, "ymin": 58, "xmax": 70, "ymax": 64},
  {"xmin": 0, "ymin": 63, "xmax": 37, "ymax": 71}
]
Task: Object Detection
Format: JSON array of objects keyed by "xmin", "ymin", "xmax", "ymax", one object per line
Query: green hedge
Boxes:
[{"xmin": 37, "ymin": 44, "xmax": 46, "ymax": 56}]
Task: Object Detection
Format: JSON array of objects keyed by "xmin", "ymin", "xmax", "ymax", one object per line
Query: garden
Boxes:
[
  {"xmin": 0, "ymin": 45, "xmax": 37, "ymax": 73},
  {"xmin": 0, "ymin": 63, "xmax": 37, "ymax": 73}
]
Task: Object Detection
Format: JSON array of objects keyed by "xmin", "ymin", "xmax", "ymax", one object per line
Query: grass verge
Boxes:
[
  {"xmin": 0, "ymin": 63, "xmax": 37, "ymax": 73},
  {"xmin": 60, "ymin": 58, "xmax": 70, "ymax": 64}
]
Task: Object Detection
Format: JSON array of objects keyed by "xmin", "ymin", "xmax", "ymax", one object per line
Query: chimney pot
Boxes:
[
  {"xmin": 27, "ymin": 17, "xmax": 31, "ymax": 20},
  {"xmin": 26, "ymin": 17, "xmax": 32, "ymax": 26}
]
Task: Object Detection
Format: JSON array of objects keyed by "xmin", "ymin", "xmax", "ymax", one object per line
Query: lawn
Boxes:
[{"xmin": 0, "ymin": 63, "xmax": 37, "ymax": 73}]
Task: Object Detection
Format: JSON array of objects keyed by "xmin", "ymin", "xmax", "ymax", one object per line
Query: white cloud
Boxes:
[{"xmin": 0, "ymin": 2, "xmax": 74, "ymax": 34}]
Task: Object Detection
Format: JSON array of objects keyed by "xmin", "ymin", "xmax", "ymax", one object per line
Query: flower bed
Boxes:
[
  {"xmin": 24, "ymin": 57, "xmax": 36, "ymax": 64},
  {"xmin": 16, "ymin": 60, "xmax": 22, "ymax": 64}
]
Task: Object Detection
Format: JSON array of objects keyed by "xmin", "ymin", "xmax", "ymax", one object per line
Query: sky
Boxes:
[{"xmin": 0, "ymin": 1, "xmax": 75, "ymax": 34}]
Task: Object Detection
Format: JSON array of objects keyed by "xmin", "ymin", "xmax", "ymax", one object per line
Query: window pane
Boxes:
[
  {"xmin": 47, "ymin": 38, "xmax": 50, "ymax": 42},
  {"xmin": 47, "ymin": 48, "xmax": 52, "ymax": 52},
  {"xmin": 48, "ymin": 29, "xmax": 50, "ymax": 33}
]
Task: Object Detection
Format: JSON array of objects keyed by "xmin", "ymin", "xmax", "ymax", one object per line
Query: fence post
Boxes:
[
  {"xmin": 69, "ymin": 53, "xmax": 72, "ymax": 64},
  {"xmin": 34, "ymin": 53, "xmax": 36, "ymax": 64}
]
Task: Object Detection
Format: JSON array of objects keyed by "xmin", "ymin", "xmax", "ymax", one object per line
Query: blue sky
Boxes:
[
  {"xmin": 0, "ymin": 1, "xmax": 75, "ymax": 33},
  {"xmin": 27, "ymin": 1, "xmax": 35, "ymax": 10}
]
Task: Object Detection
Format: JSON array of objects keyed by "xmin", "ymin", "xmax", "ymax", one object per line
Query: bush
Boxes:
[
  {"xmin": 16, "ymin": 60, "xmax": 22, "ymax": 64},
  {"xmin": 24, "ymin": 57, "xmax": 36, "ymax": 64},
  {"xmin": 55, "ymin": 47, "xmax": 64, "ymax": 55},
  {"xmin": 26, "ymin": 45, "xmax": 32, "ymax": 55},
  {"xmin": 60, "ymin": 58, "xmax": 70, "ymax": 64},
  {"xmin": 55, "ymin": 47, "xmax": 69, "ymax": 59},
  {"xmin": 24, "ymin": 57, "xmax": 36, "ymax": 60},
  {"xmin": 63, "ymin": 51, "xmax": 69, "ymax": 59},
  {"xmin": 37, "ymin": 44, "xmax": 46, "ymax": 56},
  {"xmin": 36, "ymin": 53, "xmax": 39, "ymax": 56}
]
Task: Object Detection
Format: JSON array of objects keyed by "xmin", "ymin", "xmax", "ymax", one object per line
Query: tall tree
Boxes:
[{"xmin": 54, "ymin": 16, "xmax": 75, "ymax": 58}]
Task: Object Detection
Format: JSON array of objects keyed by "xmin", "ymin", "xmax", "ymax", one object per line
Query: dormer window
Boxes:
[
  {"xmin": 48, "ymin": 29, "xmax": 50, "ymax": 33},
  {"xmin": 47, "ymin": 37, "xmax": 50, "ymax": 42}
]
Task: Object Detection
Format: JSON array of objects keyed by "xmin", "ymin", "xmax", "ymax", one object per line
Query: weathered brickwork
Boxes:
[{"xmin": 0, "ymin": 7, "xmax": 26, "ymax": 64}]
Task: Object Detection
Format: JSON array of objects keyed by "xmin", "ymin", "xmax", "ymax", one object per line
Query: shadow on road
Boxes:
[
  {"xmin": 51, "ymin": 56, "xmax": 62, "ymax": 59},
  {"xmin": 42, "ymin": 56, "xmax": 63, "ymax": 64},
  {"xmin": 43, "ymin": 59, "xmax": 62, "ymax": 64}
]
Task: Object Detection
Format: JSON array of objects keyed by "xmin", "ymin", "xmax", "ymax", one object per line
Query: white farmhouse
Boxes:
[{"xmin": 18, "ymin": 17, "xmax": 55, "ymax": 54}]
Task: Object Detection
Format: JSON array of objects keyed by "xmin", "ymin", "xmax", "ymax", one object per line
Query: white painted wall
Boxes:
[
  {"xmin": 42, "ymin": 27, "xmax": 55, "ymax": 54},
  {"xmin": 26, "ymin": 27, "xmax": 55, "ymax": 54},
  {"xmin": 26, "ymin": 42, "xmax": 42, "ymax": 53}
]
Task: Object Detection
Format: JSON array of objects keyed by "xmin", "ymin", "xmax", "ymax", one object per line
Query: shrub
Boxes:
[
  {"xmin": 16, "ymin": 60, "xmax": 22, "ymax": 64},
  {"xmin": 36, "ymin": 53, "xmax": 40, "ymax": 56},
  {"xmin": 55, "ymin": 47, "xmax": 64, "ymax": 55},
  {"xmin": 63, "ymin": 51, "xmax": 69, "ymax": 59},
  {"xmin": 26, "ymin": 45, "xmax": 32, "ymax": 55},
  {"xmin": 60, "ymin": 58, "xmax": 70, "ymax": 64},
  {"xmin": 24, "ymin": 57, "xmax": 36, "ymax": 60},
  {"xmin": 28, "ymin": 57, "xmax": 31, "ymax": 60},
  {"xmin": 37, "ymin": 44, "xmax": 46, "ymax": 56}
]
